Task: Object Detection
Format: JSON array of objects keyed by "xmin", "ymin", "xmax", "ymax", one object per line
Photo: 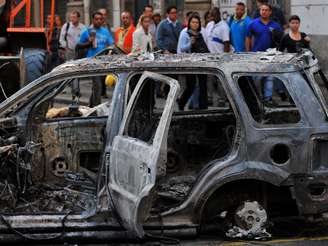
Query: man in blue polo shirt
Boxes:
[
  {"xmin": 246, "ymin": 3, "xmax": 282, "ymax": 52},
  {"xmin": 79, "ymin": 12, "xmax": 114, "ymax": 57},
  {"xmin": 229, "ymin": 2, "xmax": 252, "ymax": 52},
  {"xmin": 78, "ymin": 12, "xmax": 114, "ymax": 106},
  {"xmin": 246, "ymin": 3, "xmax": 282, "ymax": 105},
  {"xmin": 252, "ymin": 0, "xmax": 287, "ymax": 29}
]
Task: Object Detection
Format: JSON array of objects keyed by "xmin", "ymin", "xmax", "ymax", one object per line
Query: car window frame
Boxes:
[
  {"xmin": 306, "ymin": 68, "xmax": 328, "ymax": 120},
  {"xmin": 31, "ymin": 76, "xmax": 118, "ymax": 122},
  {"xmin": 124, "ymin": 68, "xmax": 238, "ymax": 113},
  {"xmin": 233, "ymin": 72, "xmax": 305, "ymax": 129},
  {"xmin": 121, "ymin": 68, "xmax": 243, "ymax": 157},
  {"xmin": 0, "ymin": 69, "xmax": 129, "ymax": 117}
]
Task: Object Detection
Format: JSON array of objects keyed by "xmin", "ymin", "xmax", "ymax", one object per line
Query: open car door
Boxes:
[{"xmin": 108, "ymin": 71, "xmax": 180, "ymax": 238}]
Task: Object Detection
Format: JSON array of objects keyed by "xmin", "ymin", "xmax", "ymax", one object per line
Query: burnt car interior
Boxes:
[
  {"xmin": 126, "ymin": 72, "xmax": 238, "ymax": 212},
  {"xmin": 237, "ymin": 75, "xmax": 301, "ymax": 125},
  {"xmin": 0, "ymin": 69, "xmax": 309, "ymax": 220},
  {"xmin": 0, "ymin": 75, "xmax": 116, "ymax": 214},
  {"xmin": 1, "ymin": 71, "xmax": 235, "ymax": 215}
]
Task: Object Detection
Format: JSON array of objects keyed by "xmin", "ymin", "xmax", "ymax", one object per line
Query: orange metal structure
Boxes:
[{"xmin": 7, "ymin": 0, "xmax": 56, "ymax": 50}]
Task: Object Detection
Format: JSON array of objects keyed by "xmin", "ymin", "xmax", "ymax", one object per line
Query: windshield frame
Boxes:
[{"xmin": 0, "ymin": 69, "xmax": 122, "ymax": 117}]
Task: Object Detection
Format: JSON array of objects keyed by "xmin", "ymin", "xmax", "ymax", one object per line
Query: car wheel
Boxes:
[{"xmin": 225, "ymin": 200, "xmax": 271, "ymax": 240}]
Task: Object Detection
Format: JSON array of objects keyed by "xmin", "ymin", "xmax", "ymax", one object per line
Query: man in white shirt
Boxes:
[
  {"xmin": 205, "ymin": 7, "xmax": 232, "ymax": 107},
  {"xmin": 59, "ymin": 11, "xmax": 85, "ymax": 61},
  {"xmin": 205, "ymin": 7, "xmax": 232, "ymax": 53},
  {"xmin": 156, "ymin": 6, "xmax": 183, "ymax": 53}
]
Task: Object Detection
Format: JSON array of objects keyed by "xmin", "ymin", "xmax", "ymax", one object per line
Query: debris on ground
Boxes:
[{"xmin": 157, "ymin": 176, "xmax": 196, "ymax": 201}]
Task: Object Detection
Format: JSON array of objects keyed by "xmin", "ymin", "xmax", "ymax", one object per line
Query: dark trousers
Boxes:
[
  {"xmin": 101, "ymin": 76, "xmax": 106, "ymax": 96},
  {"xmin": 90, "ymin": 76, "xmax": 102, "ymax": 107},
  {"xmin": 178, "ymin": 74, "xmax": 208, "ymax": 110},
  {"xmin": 71, "ymin": 79, "xmax": 80, "ymax": 99}
]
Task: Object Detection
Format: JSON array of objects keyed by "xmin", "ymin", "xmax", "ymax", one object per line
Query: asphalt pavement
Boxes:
[{"xmin": 44, "ymin": 236, "xmax": 328, "ymax": 245}]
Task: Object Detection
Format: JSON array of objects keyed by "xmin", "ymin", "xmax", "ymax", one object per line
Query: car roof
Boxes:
[
  {"xmin": 52, "ymin": 50, "xmax": 318, "ymax": 75},
  {"xmin": 0, "ymin": 51, "xmax": 319, "ymax": 117}
]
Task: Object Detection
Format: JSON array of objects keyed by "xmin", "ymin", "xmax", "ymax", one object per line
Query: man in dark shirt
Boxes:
[
  {"xmin": 156, "ymin": 6, "xmax": 183, "ymax": 54},
  {"xmin": 252, "ymin": 0, "xmax": 287, "ymax": 29}
]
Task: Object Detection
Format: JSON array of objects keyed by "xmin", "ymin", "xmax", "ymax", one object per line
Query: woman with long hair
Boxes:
[
  {"xmin": 177, "ymin": 14, "xmax": 209, "ymax": 110},
  {"xmin": 131, "ymin": 15, "xmax": 153, "ymax": 54},
  {"xmin": 177, "ymin": 13, "xmax": 208, "ymax": 54}
]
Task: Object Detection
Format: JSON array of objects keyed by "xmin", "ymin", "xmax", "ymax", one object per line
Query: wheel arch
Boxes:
[{"xmin": 193, "ymin": 161, "xmax": 292, "ymax": 223}]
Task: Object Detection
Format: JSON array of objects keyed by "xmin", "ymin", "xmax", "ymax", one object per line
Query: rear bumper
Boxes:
[{"xmin": 293, "ymin": 173, "xmax": 328, "ymax": 215}]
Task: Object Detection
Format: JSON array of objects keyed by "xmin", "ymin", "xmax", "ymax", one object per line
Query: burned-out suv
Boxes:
[{"xmin": 0, "ymin": 50, "xmax": 328, "ymax": 242}]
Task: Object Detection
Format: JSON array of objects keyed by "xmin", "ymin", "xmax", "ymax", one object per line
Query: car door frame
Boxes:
[{"xmin": 107, "ymin": 71, "xmax": 180, "ymax": 238}]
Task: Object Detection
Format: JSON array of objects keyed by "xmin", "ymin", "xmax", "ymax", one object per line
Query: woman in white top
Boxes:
[{"xmin": 131, "ymin": 15, "xmax": 153, "ymax": 54}]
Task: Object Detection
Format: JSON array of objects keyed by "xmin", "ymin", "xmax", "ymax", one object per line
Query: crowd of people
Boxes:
[
  {"xmin": 48, "ymin": 0, "xmax": 310, "ymax": 61},
  {"xmin": 47, "ymin": 0, "xmax": 312, "ymax": 107},
  {"xmin": 49, "ymin": 0, "xmax": 311, "ymax": 63}
]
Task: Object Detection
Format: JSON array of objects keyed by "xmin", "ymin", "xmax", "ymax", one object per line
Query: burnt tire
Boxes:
[{"xmin": 23, "ymin": 48, "xmax": 47, "ymax": 84}]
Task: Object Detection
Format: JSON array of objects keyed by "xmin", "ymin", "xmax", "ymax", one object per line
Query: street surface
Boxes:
[
  {"xmin": 55, "ymin": 78, "xmax": 114, "ymax": 107},
  {"xmin": 44, "ymin": 219, "xmax": 328, "ymax": 245},
  {"xmin": 46, "ymin": 236, "xmax": 328, "ymax": 245}
]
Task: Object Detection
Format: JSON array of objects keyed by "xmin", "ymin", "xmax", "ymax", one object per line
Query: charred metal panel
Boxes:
[
  {"xmin": 109, "ymin": 72, "xmax": 180, "ymax": 238},
  {"xmin": 32, "ymin": 117, "xmax": 106, "ymax": 182},
  {"xmin": 293, "ymin": 174, "xmax": 328, "ymax": 215},
  {"xmin": 311, "ymin": 135, "xmax": 328, "ymax": 171}
]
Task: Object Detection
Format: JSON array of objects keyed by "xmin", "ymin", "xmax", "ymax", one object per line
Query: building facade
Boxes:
[{"xmin": 290, "ymin": 0, "xmax": 328, "ymax": 71}]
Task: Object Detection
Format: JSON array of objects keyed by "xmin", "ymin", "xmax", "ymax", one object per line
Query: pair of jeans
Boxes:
[
  {"xmin": 179, "ymin": 74, "xmax": 208, "ymax": 110},
  {"xmin": 254, "ymin": 76, "xmax": 274, "ymax": 101},
  {"xmin": 263, "ymin": 76, "xmax": 274, "ymax": 100},
  {"xmin": 188, "ymin": 85, "xmax": 200, "ymax": 109},
  {"xmin": 71, "ymin": 79, "xmax": 80, "ymax": 99}
]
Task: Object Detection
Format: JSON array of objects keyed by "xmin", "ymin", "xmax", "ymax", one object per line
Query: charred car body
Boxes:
[{"xmin": 0, "ymin": 51, "xmax": 328, "ymax": 242}]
